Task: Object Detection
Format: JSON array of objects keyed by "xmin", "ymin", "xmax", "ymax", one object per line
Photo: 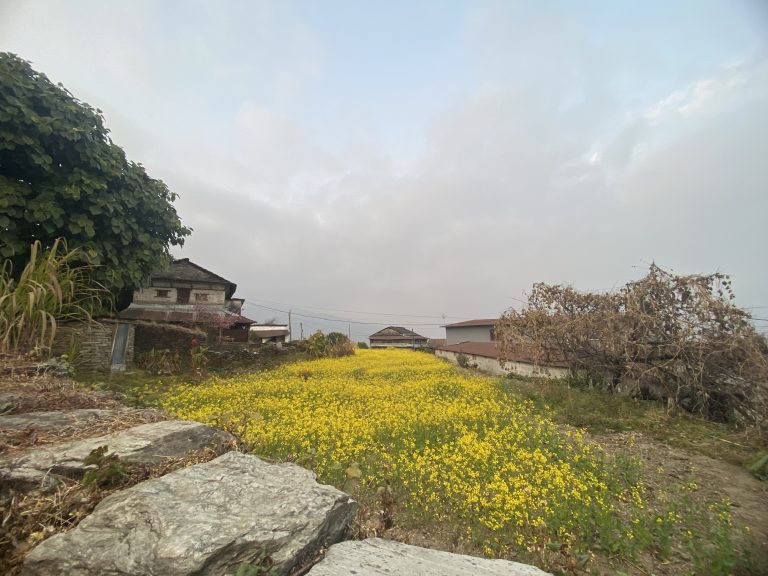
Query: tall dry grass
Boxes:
[{"xmin": 0, "ymin": 239, "xmax": 111, "ymax": 355}]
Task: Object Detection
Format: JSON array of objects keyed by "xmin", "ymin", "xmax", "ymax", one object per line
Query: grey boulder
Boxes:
[
  {"xmin": 23, "ymin": 451, "xmax": 357, "ymax": 576},
  {"xmin": 307, "ymin": 538, "xmax": 552, "ymax": 576},
  {"xmin": 1, "ymin": 420, "xmax": 232, "ymax": 489}
]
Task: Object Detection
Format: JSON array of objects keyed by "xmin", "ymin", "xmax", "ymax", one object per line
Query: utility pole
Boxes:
[
  {"xmin": 300, "ymin": 322, "xmax": 304, "ymax": 340},
  {"xmin": 348, "ymin": 323, "xmax": 351, "ymax": 341},
  {"xmin": 288, "ymin": 309, "xmax": 292, "ymax": 342}
]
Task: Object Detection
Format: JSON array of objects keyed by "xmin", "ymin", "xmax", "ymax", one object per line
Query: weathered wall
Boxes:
[
  {"xmin": 133, "ymin": 286, "xmax": 226, "ymax": 305},
  {"xmin": 52, "ymin": 321, "xmax": 134, "ymax": 375},
  {"xmin": 134, "ymin": 322, "xmax": 205, "ymax": 355},
  {"xmin": 435, "ymin": 349, "xmax": 570, "ymax": 379},
  {"xmin": 445, "ymin": 325, "xmax": 494, "ymax": 345},
  {"xmin": 134, "ymin": 286, "xmax": 179, "ymax": 304},
  {"xmin": 190, "ymin": 288, "xmax": 225, "ymax": 304}
]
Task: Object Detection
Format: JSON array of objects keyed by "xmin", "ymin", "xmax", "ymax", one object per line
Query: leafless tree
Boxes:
[
  {"xmin": 189, "ymin": 302, "xmax": 239, "ymax": 344},
  {"xmin": 497, "ymin": 265, "xmax": 768, "ymax": 425}
]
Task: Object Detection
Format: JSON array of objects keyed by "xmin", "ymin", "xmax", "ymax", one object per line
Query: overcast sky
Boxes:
[{"xmin": 2, "ymin": 1, "xmax": 767, "ymax": 340}]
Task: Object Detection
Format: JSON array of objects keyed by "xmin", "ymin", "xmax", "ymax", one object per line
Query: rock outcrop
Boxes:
[
  {"xmin": 22, "ymin": 451, "xmax": 358, "ymax": 576},
  {"xmin": 307, "ymin": 538, "xmax": 552, "ymax": 576},
  {"xmin": 1, "ymin": 420, "xmax": 232, "ymax": 489}
]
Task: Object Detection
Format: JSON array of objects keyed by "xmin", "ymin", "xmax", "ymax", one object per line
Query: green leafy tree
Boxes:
[
  {"xmin": 306, "ymin": 331, "xmax": 327, "ymax": 358},
  {"xmin": 326, "ymin": 331, "xmax": 349, "ymax": 346},
  {"xmin": 0, "ymin": 53, "xmax": 191, "ymax": 300}
]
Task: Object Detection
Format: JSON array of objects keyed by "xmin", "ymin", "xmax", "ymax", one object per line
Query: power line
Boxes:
[
  {"xmin": 243, "ymin": 296, "xmax": 474, "ymax": 321},
  {"xmin": 243, "ymin": 301, "xmax": 449, "ymax": 327}
]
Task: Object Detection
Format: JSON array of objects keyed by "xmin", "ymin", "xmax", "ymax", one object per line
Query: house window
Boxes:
[
  {"xmin": 195, "ymin": 293, "xmax": 209, "ymax": 302},
  {"xmin": 176, "ymin": 288, "xmax": 191, "ymax": 304},
  {"xmin": 155, "ymin": 289, "xmax": 170, "ymax": 298}
]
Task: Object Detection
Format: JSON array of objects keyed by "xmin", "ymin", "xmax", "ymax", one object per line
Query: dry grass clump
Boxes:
[
  {"xmin": 0, "ymin": 408, "xmax": 165, "ymax": 457},
  {"xmin": 0, "ymin": 445, "xmax": 232, "ymax": 576},
  {"xmin": 0, "ymin": 372, "xmax": 124, "ymax": 414},
  {"xmin": 0, "ymin": 239, "xmax": 111, "ymax": 356},
  {"xmin": 0, "ymin": 372, "xmax": 167, "ymax": 457}
]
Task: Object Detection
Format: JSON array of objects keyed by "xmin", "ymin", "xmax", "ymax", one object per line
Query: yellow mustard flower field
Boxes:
[{"xmin": 162, "ymin": 349, "xmax": 750, "ymax": 574}]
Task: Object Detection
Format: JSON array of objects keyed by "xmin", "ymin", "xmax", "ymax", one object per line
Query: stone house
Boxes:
[
  {"xmin": 119, "ymin": 259, "xmax": 256, "ymax": 342},
  {"xmin": 369, "ymin": 327, "xmax": 428, "ymax": 349}
]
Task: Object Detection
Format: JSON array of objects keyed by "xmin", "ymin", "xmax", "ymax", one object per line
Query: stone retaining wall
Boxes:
[
  {"xmin": 134, "ymin": 322, "xmax": 205, "ymax": 356},
  {"xmin": 51, "ymin": 321, "xmax": 134, "ymax": 375}
]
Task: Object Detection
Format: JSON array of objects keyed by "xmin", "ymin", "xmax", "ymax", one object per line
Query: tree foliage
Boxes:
[
  {"xmin": 306, "ymin": 331, "xmax": 327, "ymax": 358},
  {"xmin": 306, "ymin": 330, "xmax": 355, "ymax": 358},
  {"xmin": 0, "ymin": 53, "xmax": 190, "ymax": 295},
  {"xmin": 497, "ymin": 265, "xmax": 768, "ymax": 424}
]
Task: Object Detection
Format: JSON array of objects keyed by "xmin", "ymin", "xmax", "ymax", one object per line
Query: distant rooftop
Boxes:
[
  {"xmin": 443, "ymin": 319, "xmax": 498, "ymax": 328},
  {"xmin": 369, "ymin": 326, "xmax": 428, "ymax": 340}
]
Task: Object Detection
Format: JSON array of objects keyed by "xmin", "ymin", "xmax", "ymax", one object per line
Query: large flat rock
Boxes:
[
  {"xmin": 307, "ymin": 539, "xmax": 552, "ymax": 576},
  {"xmin": 0, "ymin": 420, "xmax": 232, "ymax": 488},
  {"xmin": 23, "ymin": 451, "xmax": 358, "ymax": 576}
]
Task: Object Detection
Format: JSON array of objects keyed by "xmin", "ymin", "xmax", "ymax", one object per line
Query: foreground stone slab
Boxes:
[
  {"xmin": 0, "ymin": 408, "xmax": 161, "ymax": 431},
  {"xmin": 23, "ymin": 451, "xmax": 357, "ymax": 576},
  {"xmin": 1, "ymin": 420, "xmax": 232, "ymax": 488},
  {"xmin": 307, "ymin": 538, "xmax": 552, "ymax": 576}
]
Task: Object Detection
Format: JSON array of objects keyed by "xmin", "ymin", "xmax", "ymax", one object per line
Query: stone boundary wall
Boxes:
[
  {"xmin": 134, "ymin": 322, "xmax": 205, "ymax": 356},
  {"xmin": 51, "ymin": 320, "xmax": 134, "ymax": 375}
]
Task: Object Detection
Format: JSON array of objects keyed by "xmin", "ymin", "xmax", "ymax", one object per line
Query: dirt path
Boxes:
[{"xmin": 595, "ymin": 431, "xmax": 768, "ymax": 574}]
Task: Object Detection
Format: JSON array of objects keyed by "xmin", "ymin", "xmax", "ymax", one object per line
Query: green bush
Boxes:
[
  {"xmin": 305, "ymin": 331, "xmax": 355, "ymax": 358},
  {"xmin": 306, "ymin": 332, "xmax": 327, "ymax": 358}
]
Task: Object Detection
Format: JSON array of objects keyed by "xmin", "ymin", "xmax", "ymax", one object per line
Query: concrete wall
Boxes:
[
  {"xmin": 52, "ymin": 321, "xmax": 134, "ymax": 375},
  {"xmin": 445, "ymin": 325, "xmax": 494, "ymax": 345},
  {"xmin": 435, "ymin": 349, "xmax": 570, "ymax": 379}
]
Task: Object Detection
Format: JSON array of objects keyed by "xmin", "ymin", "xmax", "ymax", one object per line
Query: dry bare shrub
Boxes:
[
  {"xmin": 326, "ymin": 339, "xmax": 355, "ymax": 358},
  {"xmin": 498, "ymin": 265, "xmax": 768, "ymax": 425}
]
